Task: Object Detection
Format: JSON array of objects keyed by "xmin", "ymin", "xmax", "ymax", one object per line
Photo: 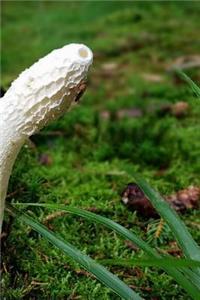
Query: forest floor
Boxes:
[{"xmin": 1, "ymin": 2, "xmax": 200, "ymax": 299}]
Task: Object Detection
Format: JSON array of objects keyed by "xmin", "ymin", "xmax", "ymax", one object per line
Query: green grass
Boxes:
[{"xmin": 1, "ymin": 1, "xmax": 200, "ymax": 299}]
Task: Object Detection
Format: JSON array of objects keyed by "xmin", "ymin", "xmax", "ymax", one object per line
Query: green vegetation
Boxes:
[{"xmin": 1, "ymin": 1, "xmax": 200, "ymax": 299}]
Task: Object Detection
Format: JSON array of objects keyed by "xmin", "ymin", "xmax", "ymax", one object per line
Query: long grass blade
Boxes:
[
  {"xmin": 12, "ymin": 203, "xmax": 160, "ymax": 258},
  {"xmin": 183, "ymin": 268, "xmax": 200, "ymax": 289},
  {"xmin": 132, "ymin": 174, "xmax": 200, "ymax": 263},
  {"xmin": 100, "ymin": 258, "xmax": 200, "ymax": 269},
  {"xmin": 8, "ymin": 206, "xmax": 142, "ymax": 300},
  {"xmin": 176, "ymin": 69, "xmax": 200, "ymax": 98}
]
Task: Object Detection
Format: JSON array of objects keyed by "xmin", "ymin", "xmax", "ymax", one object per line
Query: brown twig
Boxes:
[
  {"xmin": 43, "ymin": 211, "xmax": 67, "ymax": 224},
  {"xmin": 6, "ymin": 187, "xmax": 24, "ymax": 199}
]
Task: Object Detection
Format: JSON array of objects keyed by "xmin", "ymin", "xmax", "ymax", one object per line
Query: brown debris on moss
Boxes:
[{"xmin": 121, "ymin": 183, "xmax": 200, "ymax": 217}]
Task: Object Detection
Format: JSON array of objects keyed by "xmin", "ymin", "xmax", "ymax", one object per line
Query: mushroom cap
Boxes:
[{"xmin": 1, "ymin": 44, "xmax": 93, "ymax": 137}]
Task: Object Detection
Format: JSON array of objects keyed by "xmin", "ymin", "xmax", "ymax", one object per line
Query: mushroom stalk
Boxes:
[
  {"xmin": 0, "ymin": 125, "xmax": 24, "ymax": 230},
  {"xmin": 0, "ymin": 44, "xmax": 93, "ymax": 232}
]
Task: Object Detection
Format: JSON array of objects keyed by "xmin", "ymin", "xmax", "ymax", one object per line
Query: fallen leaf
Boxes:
[
  {"xmin": 148, "ymin": 101, "xmax": 189, "ymax": 118},
  {"xmin": 121, "ymin": 183, "xmax": 157, "ymax": 217},
  {"xmin": 141, "ymin": 73, "xmax": 164, "ymax": 83},
  {"xmin": 100, "ymin": 110, "xmax": 110, "ymax": 120},
  {"xmin": 121, "ymin": 183, "xmax": 200, "ymax": 217},
  {"xmin": 171, "ymin": 101, "xmax": 189, "ymax": 117},
  {"xmin": 116, "ymin": 108, "xmax": 143, "ymax": 119},
  {"xmin": 167, "ymin": 186, "xmax": 200, "ymax": 212},
  {"xmin": 100, "ymin": 108, "xmax": 143, "ymax": 120},
  {"xmin": 167, "ymin": 55, "xmax": 200, "ymax": 71},
  {"xmin": 38, "ymin": 153, "xmax": 53, "ymax": 166},
  {"xmin": 101, "ymin": 62, "xmax": 118, "ymax": 76}
]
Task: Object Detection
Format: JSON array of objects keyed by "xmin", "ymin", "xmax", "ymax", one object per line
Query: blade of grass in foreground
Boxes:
[
  {"xmin": 102, "ymin": 258, "xmax": 200, "ymax": 292},
  {"xmin": 8, "ymin": 206, "xmax": 142, "ymax": 300},
  {"xmin": 12, "ymin": 203, "xmax": 200, "ymax": 299},
  {"xmin": 183, "ymin": 268, "xmax": 200, "ymax": 290},
  {"xmin": 132, "ymin": 174, "xmax": 200, "ymax": 263},
  {"xmin": 176, "ymin": 70, "xmax": 200, "ymax": 98},
  {"xmin": 12, "ymin": 203, "xmax": 160, "ymax": 257},
  {"xmin": 100, "ymin": 258, "xmax": 200, "ymax": 269}
]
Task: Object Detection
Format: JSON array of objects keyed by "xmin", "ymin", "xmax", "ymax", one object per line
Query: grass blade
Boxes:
[
  {"xmin": 12, "ymin": 203, "xmax": 160, "ymax": 257},
  {"xmin": 176, "ymin": 69, "xmax": 200, "ymax": 98},
  {"xmin": 132, "ymin": 174, "xmax": 200, "ymax": 263},
  {"xmin": 183, "ymin": 268, "xmax": 200, "ymax": 289},
  {"xmin": 8, "ymin": 206, "xmax": 142, "ymax": 300},
  {"xmin": 100, "ymin": 258, "xmax": 200, "ymax": 269}
]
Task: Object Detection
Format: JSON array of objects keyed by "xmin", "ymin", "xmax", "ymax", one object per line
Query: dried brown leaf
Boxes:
[{"xmin": 121, "ymin": 183, "xmax": 200, "ymax": 217}]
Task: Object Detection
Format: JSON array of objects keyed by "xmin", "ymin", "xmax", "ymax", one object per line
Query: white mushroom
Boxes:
[{"xmin": 0, "ymin": 43, "xmax": 93, "ymax": 232}]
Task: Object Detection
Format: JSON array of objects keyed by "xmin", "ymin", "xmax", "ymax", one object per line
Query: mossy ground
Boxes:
[{"xmin": 1, "ymin": 2, "xmax": 200, "ymax": 299}]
